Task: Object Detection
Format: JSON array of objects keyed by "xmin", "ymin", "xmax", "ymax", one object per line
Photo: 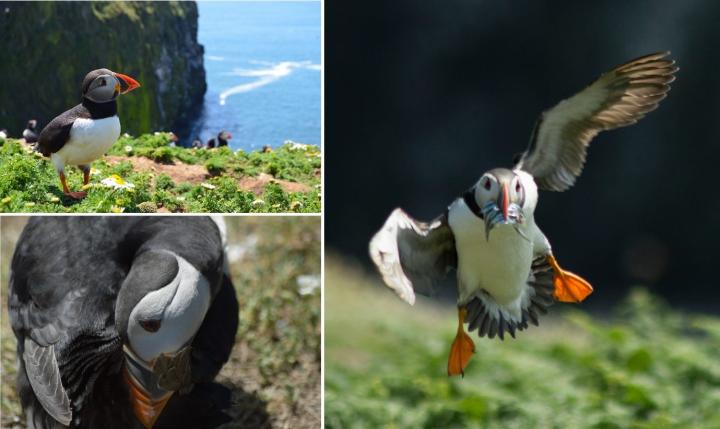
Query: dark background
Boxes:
[{"xmin": 326, "ymin": 0, "xmax": 720, "ymax": 311}]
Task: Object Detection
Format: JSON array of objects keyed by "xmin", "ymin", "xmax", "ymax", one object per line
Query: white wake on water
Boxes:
[{"xmin": 218, "ymin": 61, "xmax": 320, "ymax": 106}]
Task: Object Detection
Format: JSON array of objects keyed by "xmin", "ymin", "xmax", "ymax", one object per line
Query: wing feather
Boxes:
[
  {"xmin": 369, "ymin": 208, "xmax": 457, "ymax": 304},
  {"xmin": 516, "ymin": 51, "xmax": 677, "ymax": 191}
]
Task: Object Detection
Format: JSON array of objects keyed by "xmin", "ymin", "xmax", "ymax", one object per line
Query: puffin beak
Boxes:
[
  {"xmin": 124, "ymin": 367, "xmax": 173, "ymax": 429},
  {"xmin": 115, "ymin": 72, "xmax": 141, "ymax": 94},
  {"xmin": 498, "ymin": 183, "xmax": 510, "ymax": 220}
]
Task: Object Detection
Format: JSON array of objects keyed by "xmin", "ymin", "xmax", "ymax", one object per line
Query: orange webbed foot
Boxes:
[
  {"xmin": 447, "ymin": 307, "xmax": 476, "ymax": 377},
  {"xmin": 547, "ymin": 254, "xmax": 593, "ymax": 303}
]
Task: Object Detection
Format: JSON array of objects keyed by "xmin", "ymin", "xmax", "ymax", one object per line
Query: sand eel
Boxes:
[
  {"xmin": 9, "ymin": 217, "xmax": 239, "ymax": 428},
  {"xmin": 37, "ymin": 68, "xmax": 141, "ymax": 199},
  {"xmin": 23, "ymin": 119, "xmax": 39, "ymax": 143},
  {"xmin": 369, "ymin": 52, "xmax": 677, "ymax": 377}
]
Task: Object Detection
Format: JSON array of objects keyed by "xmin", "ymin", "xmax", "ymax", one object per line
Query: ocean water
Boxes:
[{"xmin": 190, "ymin": 1, "xmax": 321, "ymax": 151}]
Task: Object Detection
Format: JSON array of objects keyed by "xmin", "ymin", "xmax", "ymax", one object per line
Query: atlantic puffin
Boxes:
[
  {"xmin": 369, "ymin": 52, "xmax": 677, "ymax": 376},
  {"xmin": 37, "ymin": 68, "xmax": 141, "ymax": 199},
  {"xmin": 23, "ymin": 119, "xmax": 39, "ymax": 143},
  {"xmin": 206, "ymin": 131, "xmax": 232, "ymax": 148},
  {"xmin": 9, "ymin": 217, "xmax": 239, "ymax": 428}
]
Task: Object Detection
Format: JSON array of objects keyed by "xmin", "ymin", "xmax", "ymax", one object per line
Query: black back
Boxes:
[{"xmin": 37, "ymin": 98, "xmax": 117, "ymax": 156}]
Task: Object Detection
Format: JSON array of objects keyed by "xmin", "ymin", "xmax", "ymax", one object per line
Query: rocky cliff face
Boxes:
[{"xmin": 0, "ymin": 1, "xmax": 206, "ymax": 137}]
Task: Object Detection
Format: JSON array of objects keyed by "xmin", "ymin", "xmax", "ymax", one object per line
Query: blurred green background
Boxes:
[
  {"xmin": 0, "ymin": 216, "xmax": 320, "ymax": 429},
  {"xmin": 324, "ymin": 255, "xmax": 720, "ymax": 428}
]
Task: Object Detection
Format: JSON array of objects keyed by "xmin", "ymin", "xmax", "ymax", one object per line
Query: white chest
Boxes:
[
  {"xmin": 448, "ymin": 199, "xmax": 534, "ymax": 306},
  {"xmin": 55, "ymin": 116, "xmax": 121, "ymax": 167}
]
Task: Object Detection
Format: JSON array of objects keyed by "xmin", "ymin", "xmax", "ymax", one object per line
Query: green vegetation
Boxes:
[
  {"xmin": 325, "ymin": 256, "xmax": 720, "ymax": 429},
  {"xmin": 0, "ymin": 133, "xmax": 321, "ymax": 213},
  {"xmin": 1, "ymin": 217, "xmax": 321, "ymax": 428}
]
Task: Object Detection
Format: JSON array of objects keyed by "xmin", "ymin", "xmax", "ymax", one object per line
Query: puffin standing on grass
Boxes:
[
  {"xmin": 369, "ymin": 52, "xmax": 677, "ymax": 376},
  {"xmin": 37, "ymin": 68, "xmax": 141, "ymax": 199},
  {"xmin": 9, "ymin": 217, "xmax": 239, "ymax": 428}
]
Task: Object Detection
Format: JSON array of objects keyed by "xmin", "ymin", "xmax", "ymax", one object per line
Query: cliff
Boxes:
[{"xmin": 0, "ymin": 1, "xmax": 206, "ymax": 137}]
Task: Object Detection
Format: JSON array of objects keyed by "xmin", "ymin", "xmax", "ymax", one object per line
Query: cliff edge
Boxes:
[{"xmin": 0, "ymin": 1, "xmax": 206, "ymax": 136}]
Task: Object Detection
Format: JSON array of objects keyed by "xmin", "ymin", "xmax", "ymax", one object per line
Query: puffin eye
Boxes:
[
  {"xmin": 515, "ymin": 181, "xmax": 521, "ymax": 192},
  {"xmin": 483, "ymin": 178, "xmax": 491, "ymax": 190},
  {"xmin": 138, "ymin": 319, "xmax": 161, "ymax": 333},
  {"xmin": 100, "ymin": 79, "xmax": 107, "ymax": 87}
]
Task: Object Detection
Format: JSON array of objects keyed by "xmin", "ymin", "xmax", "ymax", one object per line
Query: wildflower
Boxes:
[
  {"xmin": 110, "ymin": 205, "xmax": 125, "ymax": 213},
  {"xmin": 1, "ymin": 197, "xmax": 11, "ymax": 204},
  {"xmin": 24, "ymin": 202, "xmax": 35, "ymax": 207},
  {"xmin": 124, "ymin": 145, "xmax": 133, "ymax": 153},
  {"xmin": 101, "ymin": 174, "xmax": 135, "ymax": 190},
  {"xmin": 290, "ymin": 201, "xmax": 302, "ymax": 210},
  {"xmin": 251, "ymin": 199, "xmax": 265, "ymax": 206},
  {"xmin": 201, "ymin": 182, "xmax": 216, "ymax": 190}
]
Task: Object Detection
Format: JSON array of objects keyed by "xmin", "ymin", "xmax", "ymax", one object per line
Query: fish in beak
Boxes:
[
  {"xmin": 114, "ymin": 72, "xmax": 141, "ymax": 94},
  {"xmin": 481, "ymin": 183, "xmax": 524, "ymax": 241}
]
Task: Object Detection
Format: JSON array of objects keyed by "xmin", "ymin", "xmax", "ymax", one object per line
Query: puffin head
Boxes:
[
  {"xmin": 25, "ymin": 119, "xmax": 37, "ymax": 130},
  {"xmin": 218, "ymin": 130, "xmax": 232, "ymax": 141},
  {"xmin": 472, "ymin": 168, "xmax": 537, "ymax": 240},
  {"xmin": 115, "ymin": 249, "xmax": 212, "ymax": 428},
  {"xmin": 82, "ymin": 68, "xmax": 141, "ymax": 103}
]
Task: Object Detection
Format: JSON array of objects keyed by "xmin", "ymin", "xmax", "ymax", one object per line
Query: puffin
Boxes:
[
  {"xmin": 9, "ymin": 217, "xmax": 239, "ymax": 429},
  {"xmin": 369, "ymin": 52, "xmax": 677, "ymax": 376},
  {"xmin": 37, "ymin": 68, "xmax": 141, "ymax": 199},
  {"xmin": 206, "ymin": 131, "xmax": 232, "ymax": 148},
  {"xmin": 23, "ymin": 119, "xmax": 39, "ymax": 143}
]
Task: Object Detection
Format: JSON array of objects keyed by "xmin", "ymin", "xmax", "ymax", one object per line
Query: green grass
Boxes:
[
  {"xmin": 325, "ymin": 255, "xmax": 720, "ymax": 429},
  {"xmin": 1, "ymin": 217, "xmax": 321, "ymax": 428},
  {"xmin": 0, "ymin": 134, "xmax": 321, "ymax": 213}
]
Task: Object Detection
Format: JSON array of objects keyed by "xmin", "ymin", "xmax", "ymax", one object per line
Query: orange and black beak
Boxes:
[
  {"xmin": 115, "ymin": 72, "xmax": 141, "ymax": 94},
  {"xmin": 124, "ymin": 367, "xmax": 173, "ymax": 429}
]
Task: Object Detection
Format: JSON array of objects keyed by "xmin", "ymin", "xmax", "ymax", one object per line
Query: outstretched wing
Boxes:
[
  {"xmin": 515, "ymin": 52, "xmax": 677, "ymax": 191},
  {"xmin": 369, "ymin": 208, "xmax": 457, "ymax": 305}
]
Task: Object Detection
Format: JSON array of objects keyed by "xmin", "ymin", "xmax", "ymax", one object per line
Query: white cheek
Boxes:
[{"xmin": 127, "ymin": 254, "xmax": 212, "ymax": 362}]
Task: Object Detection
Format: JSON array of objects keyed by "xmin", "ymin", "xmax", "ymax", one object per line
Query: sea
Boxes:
[{"xmin": 188, "ymin": 1, "xmax": 321, "ymax": 151}]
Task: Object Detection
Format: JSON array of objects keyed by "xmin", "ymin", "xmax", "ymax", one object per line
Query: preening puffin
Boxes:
[
  {"xmin": 369, "ymin": 52, "xmax": 677, "ymax": 376},
  {"xmin": 9, "ymin": 217, "xmax": 239, "ymax": 428},
  {"xmin": 37, "ymin": 68, "xmax": 141, "ymax": 199}
]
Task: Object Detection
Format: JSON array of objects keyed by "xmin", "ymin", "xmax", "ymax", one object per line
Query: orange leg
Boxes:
[
  {"xmin": 82, "ymin": 168, "xmax": 91, "ymax": 185},
  {"xmin": 59, "ymin": 172, "xmax": 87, "ymax": 200},
  {"xmin": 547, "ymin": 254, "xmax": 593, "ymax": 303},
  {"xmin": 447, "ymin": 306, "xmax": 475, "ymax": 377}
]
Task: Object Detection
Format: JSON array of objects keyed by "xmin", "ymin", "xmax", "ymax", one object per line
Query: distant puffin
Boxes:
[
  {"xmin": 23, "ymin": 119, "xmax": 39, "ymax": 143},
  {"xmin": 206, "ymin": 131, "xmax": 232, "ymax": 148},
  {"xmin": 369, "ymin": 52, "xmax": 677, "ymax": 376},
  {"xmin": 0, "ymin": 129, "xmax": 7, "ymax": 139},
  {"xmin": 37, "ymin": 68, "xmax": 141, "ymax": 199},
  {"xmin": 9, "ymin": 217, "xmax": 239, "ymax": 429}
]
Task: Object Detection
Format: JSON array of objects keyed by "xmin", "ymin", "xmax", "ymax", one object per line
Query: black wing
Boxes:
[
  {"xmin": 369, "ymin": 208, "xmax": 457, "ymax": 304},
  {"xmin": 37, "ymin": 103, "xmax": 91, "ymax": 156},
  {"xmin": 9, "ymin": 218, "xmax": 125, "ymax": 427},
  {"xmin": 515, "ymin": 52, "xmax": 677, "ymax": 191}
]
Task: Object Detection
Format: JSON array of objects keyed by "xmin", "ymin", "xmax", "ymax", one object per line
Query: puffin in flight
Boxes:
[
  {"xmin": 369, "ymin": 52, "xmax": 677, "ymax": 376},
  {"xmin": 37, "ymin": 68, "xmax": 141, "ymax": 199},
  {"xmin": 9, "ymin": 217, "xmax": 239, "ymax": 428}
]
